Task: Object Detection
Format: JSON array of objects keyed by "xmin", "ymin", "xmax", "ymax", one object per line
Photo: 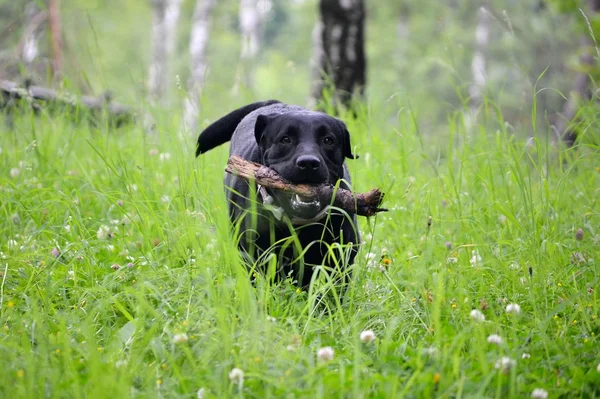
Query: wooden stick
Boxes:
[{"xmin": 225, "ymin": 155, "xmax": 388, "ymax": 217}]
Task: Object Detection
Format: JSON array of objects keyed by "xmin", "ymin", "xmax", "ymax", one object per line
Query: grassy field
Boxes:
[{"xmin": 0, "ymin": 99, "xmax": 599, "ymax": 398}]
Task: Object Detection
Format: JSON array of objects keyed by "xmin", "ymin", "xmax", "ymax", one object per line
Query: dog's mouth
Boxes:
[
  {"xmin": 290, "ymin": 193, "xmax": 322, "ymax": 217},
  {"xmin": 264, "ymin": 189, "xmax": 325, "ymax": 221}
]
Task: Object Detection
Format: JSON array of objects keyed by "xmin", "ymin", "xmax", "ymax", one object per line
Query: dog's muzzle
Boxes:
[{"xmin": 258, "ymin": 185, "xmax": 330, "ymax": 225}]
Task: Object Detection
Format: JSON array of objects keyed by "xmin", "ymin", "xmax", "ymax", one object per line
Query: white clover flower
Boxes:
[
  {"xmin": 360, "ymin": 330, "xmax": 376, "ymax": 343},
  {"xmin": 172, "ymin": 333, "xmax": 189, "ymax": 344},
  {"xmin": 522, "ymin": 353, "xmax": 531, "ymax": 359},
  {"xmin": 159, "ymin": 152, "xmax": 171, "ymax": 161},
  {"xmin": 228, "ymin": 367, "xmax": 244, "ymax": 386},
  {"xmin": 506, "ymin": 303, "xmax": 521, "ymax": 314},
  {"xmin": 470, "ymin": 250, "xmax": 482, "ymax": 267},
  {"xmin": 317, "ymin": 346, "xmax": 334, "ymax": 362},
  {"xmin": 447, "ymin": 257, "xmax": 458, "ymax": 264},
  {"xmin": 531, "ymin": 388, "xmax": 548, "ymax": 399},
  {"xmin": 470, "ymin": 309, "xmax": 485, "ymax": 322},
  {"xmin": 494, "ymin": 356, "xmax": 515, "ymax": 372},
  {"xmin": 96, "ymin": 225, "xmax": 111, "ymax": 240},
  {"xmin": 196, "ymin": 388, "xmax": 206, "ymax": 399},
  {"xmin": 10, "ymin": 168, "xmax": 20, "ymax": 178},
  {"xmin": 487, "ymin": 334, "xmax": 502, "ymax": 345}
]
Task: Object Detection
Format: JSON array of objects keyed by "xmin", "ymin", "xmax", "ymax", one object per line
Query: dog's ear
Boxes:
[
  {"xmin": 254, "ymin": 113, "xmax": 278, "ymax": 144},
  {"xmin": 339, "ymin": 121, "xmax": 359, "ymax": 159}
]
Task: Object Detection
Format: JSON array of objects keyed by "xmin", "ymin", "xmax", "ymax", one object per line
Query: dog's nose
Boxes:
[{"xmin": 296, "ymin": 155, "xmax": 321, "ymax": 170}]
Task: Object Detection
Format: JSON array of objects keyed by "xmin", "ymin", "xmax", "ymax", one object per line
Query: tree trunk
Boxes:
[
  {"xmin": 469, "ymin": 7, "xmax": 490, "ymax": 116},
  {"xmin": 182, "ymin": 0, "xmax": 216, "ymax": 134},
  {"xmin": 555, "ymin": 0, "xmax": 600, "ymax": 147},
  {"xmin": 48, "ymin": 0, "xmax": 63, "ymax": 79},
  {"xmin": 309, "ymin": 0, "xmax": 366, "ymax": 110},
  {"xmin": 147, "ymin": 0, "xmax": 183, "ymax": 103},
  {"xmin": 235, "ymin": 0, "xmax": 261, "ymax": 91}
]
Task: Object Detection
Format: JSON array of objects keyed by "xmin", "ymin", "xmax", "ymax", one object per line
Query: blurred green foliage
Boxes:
[{"xmin": 0, "ymin": 0, "xmax": 596, "ymax": 136}]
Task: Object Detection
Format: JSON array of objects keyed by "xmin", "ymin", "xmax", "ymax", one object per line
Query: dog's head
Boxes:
[{"xmin": 254, "ymin": 111, "xmax": 357, "ymax": 219}]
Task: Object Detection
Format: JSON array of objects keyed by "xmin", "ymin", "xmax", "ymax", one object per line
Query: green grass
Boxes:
[{"xmin": 0, "ymin": 99, "xmax": 599, "ymax": 398}]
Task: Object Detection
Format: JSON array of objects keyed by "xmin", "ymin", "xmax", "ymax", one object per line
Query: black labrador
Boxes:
[{"xmin": 196, "ymin": 100, "xmax": 360, "ymax": 287}]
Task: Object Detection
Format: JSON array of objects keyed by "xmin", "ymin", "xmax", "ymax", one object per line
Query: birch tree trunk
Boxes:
[
  {"xmin": 19, "ymin": 3, "xmax": 46, "ymax": 70},
  {"xmin": 555, "ymin": 0, "xmax": 600, "ymax": 147},
  {"xmin": 309, "ymin": 0, "xmax": 366, "ymax": 109},
  {"xmin": 469, "ymin": 7, "xmax": 490, "ymax": 116},
  {"xmin": 147, "ymin": 0, "xmax": 183, "ymax": 104},
  {"xmin": 182, "ymin": 0, "xmax": 216, "ymax": 134},
  {"xmin": 235, "ymin": 0, "xmax": 261, "ymax": 91}
]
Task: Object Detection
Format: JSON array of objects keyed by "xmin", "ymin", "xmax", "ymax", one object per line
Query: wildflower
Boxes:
[
  {"xmin": 10, "ymin": 168, "xmax": 20, "ymax": 178},
  {"xmin": 228, "ymin": 367, "xmax": 244, "ymax": 386},
  {"xmin": 317, "ymin": 346, "xmax": 334, "ymax": 362},
  {"xmin": 360, "ymin": 330, "xmax": 376, "ymax": 343},
  {"xmin": 470, "ymin": 309, "xmax": 485, "ymax": 322},
  {"xmin": 127, "ymin": 262, "xmax": 134, "ymax": 268},
  {"xmin": 97, "ymin": 225, "xmax": 111, "ymax": 240},
  {"xmin": 159, "ymin": 152, "xmax": 171, "ymax": 161},
  {"xmin": 445, "ymin": 241, "xmax": 452, "ymax": 250},
  {"xmin": 498, "ymin": 215, "xmax": 507, "ymax": 225},
  {"xmin": 433, "ymin": 372, "xmax": 440, "ymax": 384},
  {"xmin": 149, "ymin": 148, "xmax": 159, "ymax": 156},
  {"xmin": 487, "ymin": 334, "xmax": 502, "ymax": 345},
  {"xmin": 7, "ymin": 239, "xmax": 17, "ymax": 249},
  {"xmin": 116, "ymin": 200, "xmax": 124, "ymax": 207},
  {"xmin": 266, "ymin": 315, "xmax": 277, "ymax": 323},
  {"xmin": 531, "ymin": 388, "xmax": 548, "ymax": 399},
  {"xmin": 196, "ymin": 388, "xmax": 206, "ymax": 399},
  {"xmin": 172, "ymin": 333, "xmax": 189, "ymax": 344},
  {"xmin": 111, "ymin": 263, "xmax": 120, "ymax": 270},
  {"xmin": 597, "ymin": 363, "xmax": 600, "ymax": 373},
  {"xmin": 506, "ymin": 303, "xmax": 521, "ymax": 314},
  {"xmin": 575, "ymin": 228, "xmax": 583, "ymax": 241},
  {"xmin": 470, "ymin": 250, "xmax": 482, "ymax": 267},
  {"xmin": 447, "ymin": 257, "xmax": 458, "ymax": 264},
  {"xmin": 522, "ymin": 353, "xmax": 531, "ymax": 359},
  {"xmin": 494, "ymin": 356, "xmax": 515, "ymax": 372},
  {"xmin": 51, "ymin": 247, "xmax": 61, "ymax": 258},
  {"xmin": 64, "ymin": 224, "xmax": 71, "ymax": 233}
]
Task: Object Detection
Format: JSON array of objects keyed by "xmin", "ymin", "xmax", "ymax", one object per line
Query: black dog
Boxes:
[{"xmin": 196, "ymin": 100, "xmax": 359, "ymax": 287}]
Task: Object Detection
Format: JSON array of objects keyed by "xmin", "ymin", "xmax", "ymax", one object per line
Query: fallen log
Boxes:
[
  {"xmin": 225, "ymin": 155, "xmax": 388, "ymax": 217},
  {"xmin": 0, "ymin": 79, "xmax": 134, "ymax": 120}
]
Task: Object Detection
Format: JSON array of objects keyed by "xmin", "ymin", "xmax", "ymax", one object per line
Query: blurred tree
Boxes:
[
  {"xmin": 235, "ymin": 0, "xmax": 261, "ymax": 91},
  {"xmin": 469, "ymin": 7, "xmax": 490, "ymax": 118},
  {"xmin": 182, "ymin": 0, "xmax": 216, "ymax": 133},
  {"xmin": 48, "ymin": 0, "xmax": 63, "ymax": 78},
  {"xmin": 20, "ymin": 2, "xmax": 45, "ymax": 71},
  {"xmin": 552, "ymin": 0, "xmax": 600, "ymax": 147},
  {"xmin": 148, "ymin": 0, "xmax": 182, "ymax": 104},
  {"xmin": 309, "ymin": 0, "xmax": 366, "ymax": 109}
]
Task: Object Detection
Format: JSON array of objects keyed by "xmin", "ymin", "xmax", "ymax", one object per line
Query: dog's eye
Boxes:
[
  {"xmin": 323, "ymin": 137, "xmax": 335, "ymax": 145},
  {"xmin": 280, "ymin": 136, "xmax": 291, "ymax": 144}
]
